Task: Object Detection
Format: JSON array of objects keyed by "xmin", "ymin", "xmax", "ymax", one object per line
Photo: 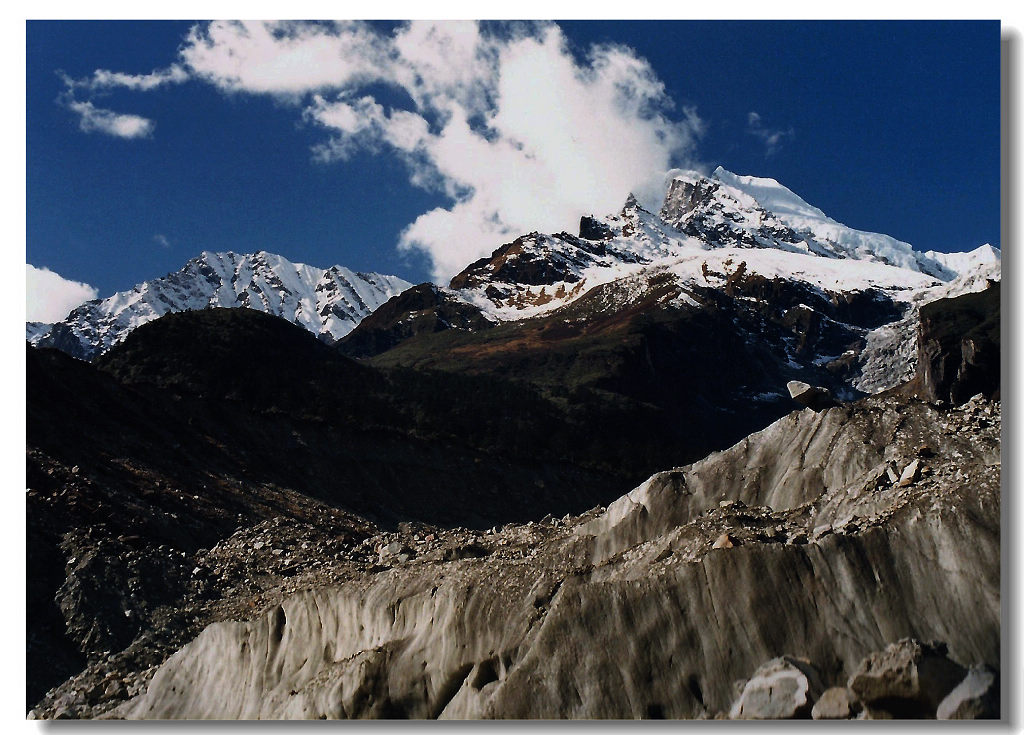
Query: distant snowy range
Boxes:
[{"xmin": 30, "ymin": 167, "xmax": 999, "ymax": 389}]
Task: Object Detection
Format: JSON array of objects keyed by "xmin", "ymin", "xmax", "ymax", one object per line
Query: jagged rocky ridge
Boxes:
[
  {"xmin": 29, "ymin": 251, "xmax": 411, "ymax": 360},
  {"xmin": 26, "ymin": 169, "xmax": 999, "ymax": 378}
]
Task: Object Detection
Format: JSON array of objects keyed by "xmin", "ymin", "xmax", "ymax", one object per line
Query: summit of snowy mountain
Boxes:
[
  {"xmin": 30, "ymin": 251, "xmax": 411, "ymax": 360},
  {"xmin": 707, "ymin": 167, "xmax": 963, "ymax": 278},
  {"xmin": 445, "ymin": 167, "xmax": 997, "ymax": 322}
]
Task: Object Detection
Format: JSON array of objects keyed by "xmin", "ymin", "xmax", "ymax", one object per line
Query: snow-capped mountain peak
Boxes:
[
  {"xmin": 29, "ymin": 251, "xmax": 411, "ymax": 360},
  {"xmin": 710, "ymin": 166, "xmax": 830, "ymax": 221},
  {"xmin": 702, "ymin": 167, "xmax": 970, "ymax": 279}
]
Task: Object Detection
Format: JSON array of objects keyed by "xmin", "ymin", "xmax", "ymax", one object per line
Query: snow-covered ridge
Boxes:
[
  {"xmin": 921, "ymin": 244, "xmax": 1001, "ymax": 281},
  {"xmin": 449, "ymin": 166, "xmax": 999, "ymax": 322},
  {"xmin": 29, "ymin": 251, "xmax": 411, "ymax": 360},
  {"xmin": 684, "ymin": 167, "xmax": 979, "ymax": 278},
  {"xmin": 26, "ymin": 322, "xmax": 51, "ymax": 341}
]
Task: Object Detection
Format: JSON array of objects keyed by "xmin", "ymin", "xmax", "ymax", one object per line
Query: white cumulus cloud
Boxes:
[
  {"xmin": 26, "ymin": 264, "xmax": 99, "ymax": 323},
  {"xmin": 297, "ymin": 21, "xmax": 704, "ymax": 280},
  {"xmin": 62, "ymin": 20, "xmax": 705, "ymax": 282},
  {"xmin": 180, "ymin": 20, "xmax": 395, "ymax": 98}
]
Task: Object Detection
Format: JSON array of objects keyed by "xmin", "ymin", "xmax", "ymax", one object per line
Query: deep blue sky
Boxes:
[{"xmin": 27, "ymin": 20, "xmax": 1000, "ymax": 298}]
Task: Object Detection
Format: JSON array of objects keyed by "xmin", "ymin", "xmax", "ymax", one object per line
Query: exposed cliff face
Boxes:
[
  {"xmin": 102, "ymin": 393, "xmax": 998, "ymax": 720},
  {"xmin": 914, "ymin": 283, "xmax": 1000, "ymax": 404}
]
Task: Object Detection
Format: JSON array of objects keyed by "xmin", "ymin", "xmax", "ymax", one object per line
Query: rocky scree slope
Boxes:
[
  {"xmin": 83, "ymin": 390, "xmax": 999, "ymax": 720},
  {"xmin": 29, "ymin": 250, "xmax": 410, "ymax": 360}
]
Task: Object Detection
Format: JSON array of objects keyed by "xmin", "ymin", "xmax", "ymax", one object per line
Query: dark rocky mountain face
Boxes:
[
  {"xmin": 338, "ymin": 283, "xmax": 495, "ymax": 359},
  {"xmin": 447, "ymin": 231, "xmax": 622, "ymax": 295},
  {"xmin": 913, "ymin": 283, "xmax": 1000, "ymax": 404},
  {"xmin": 353, "ymin": 260, "xmax": 909, "ymax": 470}
]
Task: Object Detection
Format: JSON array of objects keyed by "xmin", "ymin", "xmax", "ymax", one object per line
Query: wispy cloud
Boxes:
[
  {"xmin": 154, "ymin": 234, "xmax": 171, "ymax": 249},
  {"xmin": 62, "ymin": 65, "xmax": 189, "ymax": 92},
  {"xmin": 66, "ymin": 99, "xmax": 154, "ymax": 139},
  {"xmin": 60, "ymin": 21, "xmax": 705, "ymax": 281},
  {"xmin": 746, "ymin": 111, "xmax": 794, "ymax": 157},
  {"xmin": 26, "ymin": 264, "xmax": 98, "ymax": 322}
]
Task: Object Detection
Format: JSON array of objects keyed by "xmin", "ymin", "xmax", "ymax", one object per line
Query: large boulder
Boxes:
[
  {"xmin": 786, "ymin": 381, "xmax": 837, "ymax": 411},
  {"xmin": 848, "ymin": 639, "xmax": 966, "ymax": 718},
  {"xmin": 729, "ymin": 656, "xmax": 825, "ymax": 719}
]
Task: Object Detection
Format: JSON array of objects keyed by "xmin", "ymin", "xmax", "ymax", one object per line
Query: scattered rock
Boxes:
[
  {"xmin": 898, "ymin": 459, "xmax": 921, "ymax": 487},
  {"xmin": 936, "ymin": 664, "xmax": 999, "ymax": 719},
  {"xmin": 103, "ymin": 679, "xmax": 127, "ymax": 700},
  {"xmin": 811, "ymin": 687, "xmax": 862, "ymax": 720},
  {"xmin": 441, "ymin": 542, "xmax": 490, "ymax": 561},
  {"xmin": 811, "ymin": 524, "xmax": 832, "ymax": 541},
  {"xmin": 729, "ymin": 656, "xmax": 824, "ymax": 719},
  {"xmin": 858, "ymin": 706, "xmax": 895, "ymax": 719},
  {"xmin": 848, "ymin": 639, "xmax": 966, "ymax": 718},
  {"xmin": 885, "ymin": 464, "xmax": 900, "ymax": 484},
  {"xmin": 711, "ymin": 533, "xmax": 737, "ymax": 549}
]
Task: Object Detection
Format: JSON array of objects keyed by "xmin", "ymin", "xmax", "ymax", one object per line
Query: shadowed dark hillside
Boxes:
[
  {"xmin": 344, "ymin": 271, "xmax": 906, "ymax": 466},
  {"xmin": 26, "ymin": 308, "xmax": 673, "ymax": 704}
]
